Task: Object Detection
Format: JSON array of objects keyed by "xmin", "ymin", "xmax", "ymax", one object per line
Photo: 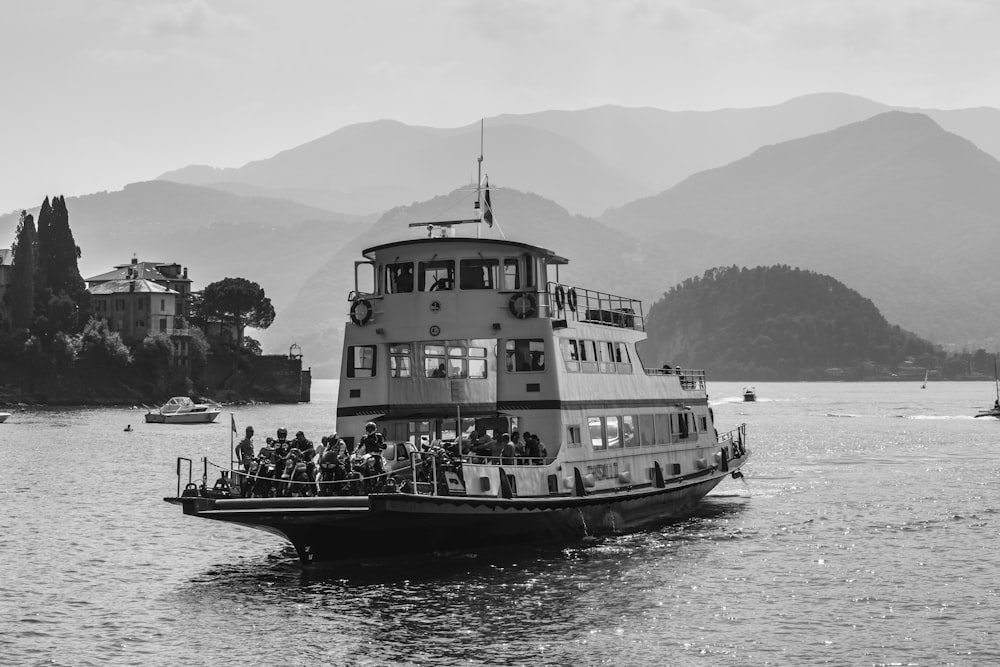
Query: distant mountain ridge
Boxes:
[{"xmin": 156, "ymin": 93, "xmax": 1000, "ymax": 218}]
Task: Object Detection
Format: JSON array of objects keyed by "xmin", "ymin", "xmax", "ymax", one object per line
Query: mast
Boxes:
[{"xmin": 476, "ymin": 119, "xmax": 484, "ymax": 238}]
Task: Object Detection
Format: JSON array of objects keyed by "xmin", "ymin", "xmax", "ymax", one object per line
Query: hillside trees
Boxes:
[
  {"xmin": 34, "ymin": 195, "xmax": 90, "ymax": 335},
  {"xmin": 640, "ymin": 265, "xmax": 940, "ymax": 380}
]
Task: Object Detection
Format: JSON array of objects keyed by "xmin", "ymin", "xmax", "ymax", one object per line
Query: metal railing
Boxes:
[{"xmin": 546, "ymin": 282, "xmax": 645, "ymax": 331}]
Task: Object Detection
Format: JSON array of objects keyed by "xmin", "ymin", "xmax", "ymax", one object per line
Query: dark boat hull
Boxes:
[{"xmin": 165, "ymin": 463, "xmax": 744, "ymax": 563}]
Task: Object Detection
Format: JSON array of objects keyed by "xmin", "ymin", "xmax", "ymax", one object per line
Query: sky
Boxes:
[{"xmin": 3, "ymin": 0, "xmax": 1000, "ymax": 216}]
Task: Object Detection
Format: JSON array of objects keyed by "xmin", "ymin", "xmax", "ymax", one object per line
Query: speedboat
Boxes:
[
  {"xmin": 743, "ymin": 387, "xmax": 757, "ymax": 402},
  {"xmin": 145, "ymin": 396, "xmax": 222, "ymax": 424},
  {"xmin": 0, "ymin": 412, "xmax": 10, "ymax": 423},
  {"xmin": 166, "ymin": 170, "xmax": 750, "ymax": 564}
]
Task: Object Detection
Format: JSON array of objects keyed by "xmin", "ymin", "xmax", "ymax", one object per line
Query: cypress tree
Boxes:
[
  {"xmin": 34, "ymin": 195, "xmax": 89, "ymax": 332},
  {"xmin": 7, "ymin": 211, "xmax": 38, "ymax": 330}
]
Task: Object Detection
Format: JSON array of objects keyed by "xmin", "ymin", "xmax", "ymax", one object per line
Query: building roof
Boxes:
[
  {"xmin": 86, "ymin": 261, "xmax": 190, "ymax": 284},
  {"xmin": 88, "ymin": 279, "xmax": 179, "ymax": 295}
]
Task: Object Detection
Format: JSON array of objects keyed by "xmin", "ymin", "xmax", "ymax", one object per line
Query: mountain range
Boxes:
[{"xmin": 3, "ymin": 93, "xmax": 1000, "ymax": 376}]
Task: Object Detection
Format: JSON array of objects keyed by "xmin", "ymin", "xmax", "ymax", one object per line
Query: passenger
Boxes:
[
  {"xmin": 536, "ymin": 436, "xmax": 548, "ymax": 464},
  {"xmin": 291, "ymin": 430, "xmax": 317, "ymax": 487},
  {"xmin": 360, "ymin": 421, "xmax": 385, "ymax": 455},
  {"xmin": 511, "ymin": 431, "xmax": 526, "ymax": 464},
  {"xmin": 273, "ymin": 428, "xmax": 291, "ymax": 488},
  {"xmin": 235, "ymin": 426, "xmax": 255, "ymax": 497},
  {"xmin": 524, "ymin": 431, "xmax": 541, "ymax": 464},
  {"xmin": 499, "ymin": 433, "xmax": 516, "ymax": 466},
  {"xmin": 396, "ymin": 265, "xmax": 414, "ymax": 293},
  {"xmin": 432, "ymin": 363, "xmax": 447, "ymax": 378}
]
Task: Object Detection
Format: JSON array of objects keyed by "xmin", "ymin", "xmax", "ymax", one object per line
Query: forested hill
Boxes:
[{"xmin": 639, "ymin": 265, "xmax": 940, "ymax": 380}]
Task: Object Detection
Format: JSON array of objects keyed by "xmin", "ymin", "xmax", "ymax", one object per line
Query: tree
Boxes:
[
  {"xmin": 196, "ymin": 277, "xmax": 275, "ymax": 348},
  {"xmin": 35, "ymin": 195, "xmax": 89, "ymax": 333},
  {"xmin": 6, "ymin": 211, "xmax": 38, "ymax": 331}
]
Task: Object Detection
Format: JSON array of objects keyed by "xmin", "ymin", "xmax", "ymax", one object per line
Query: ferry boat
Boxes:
[
  {"xmin": 165, "ymin": 179, "xmax": 750, "ymax": 564},
  {"xmin": 743, "ymin": 386, "xmax": 757, "ymax": 402}
]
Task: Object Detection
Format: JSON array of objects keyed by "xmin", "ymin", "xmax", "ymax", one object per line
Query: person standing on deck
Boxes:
[{"xmin": 235, "ymin": 426, "xmax": 255, "ymax": 496}]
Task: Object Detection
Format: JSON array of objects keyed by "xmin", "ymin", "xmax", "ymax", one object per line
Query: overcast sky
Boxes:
[{"xmin": 3, "ymin": 0, "xmax": 999, "ymax": 215}]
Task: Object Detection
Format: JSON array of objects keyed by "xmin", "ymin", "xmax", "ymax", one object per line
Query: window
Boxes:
[
  {"xmin": 580, "ymin": 340, "xmax": 598, "ymax": 373},
  {"xmin": 138, "ymin": 300, "xmax": 144, "ymax": 312},
  {"xmin": 615, "ymin": 343, "xmax": 632, "ymax": 373},
  {"xmin": 459, "ymin": 258, "xmax": 498, "ymax": 290},
  {"xmin": 386, "ymin": 262, "xmax": 415, "ymax": 293},
  {"xmin": 700, "ymin": 415, "xmax": 708, "ymax": 432},
  {"xmin": 623, "ymin": 415, "xmax": 638, "ymax": 447},
  {"xmin": 598, "ymin": 342, "xmax": 615, "ymax": 373},
  {"xmin": 159, "ymin": 318, "xmax": 167, "ymax": 332},
  {"xmin": 523, "ymin": 255, "xmax": 535, "ymax": 288},
  {"xmin": 389, "ymin": 344, "xmax": 411, "ymax": 378},
  {"xmin": 431, "ymin": 345, "xmax": 488, "ymax": 379},
  {"xmin": 347, "ymin": 345, "xmax": 377, "ymax": 378},
  {"xmin": 676, "ymin": 412, "xmax": 690, "ymax": 439},
  {"xmin": 638, "ymin": 415, "xmax": 654, "ymax": 446},
  {"xmin": 606, "ymin": 416, "xmax": 622, "ymax": 449},
  {"xmin": 562, "ymin": 339, "xmax": 580, "ymax": 372},
  {"xmin": 419, "ymin": 260, "xmax": 454, "ymax": 292},
  {"xmin": 502, "ymin": 258, "xmax": 521, "ymax": 290},
  {"xmin": 588, "ymin": 416, "xmax": 605, "ymax": 450},
  {"xmin": 161, "ymin": 298, "xmax": 166, "ymax": 312},
  {"xmin": 424, "ymin": 344, "xmax": 447, "ymax": 378},
  {"xmin": 567, "ymin": 425, "xmax": 582, "ymax": 448},
  {"xmin": 505, "ymin": 339, "xmax": 545, "ymax": 372},
  {"xmin": 655, "ymin": 414, "xmax": 671, "ymax": 444}
]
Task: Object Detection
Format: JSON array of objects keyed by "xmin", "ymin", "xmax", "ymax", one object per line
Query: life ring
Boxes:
[
  {"xmin": 350, "ymin": 299, "xmax": 373, "ymax": 326},
  {"xmin": 554, "ymin": 285, "xmax": 566, "ymax": 311},
  {"xmin": 566, "ymin": 287, "xmax": 578, "ymax": 313},
  {"xmin": 508, "ymin": 292, "xmax": 537, "ymax": 319}
]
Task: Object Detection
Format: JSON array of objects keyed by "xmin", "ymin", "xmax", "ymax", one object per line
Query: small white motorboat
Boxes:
[
  {"xmin": 145, "ymin": 397, "xmax": 222, "ymax": 424},
  {"xmin": 0, "ymin": 412, "xmax": 10, "ymax": 423}
]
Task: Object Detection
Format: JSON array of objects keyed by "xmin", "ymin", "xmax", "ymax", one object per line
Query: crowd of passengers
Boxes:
[{"xmin": 231, "ymin": 422, "xmax": 549, "ymax": 498}]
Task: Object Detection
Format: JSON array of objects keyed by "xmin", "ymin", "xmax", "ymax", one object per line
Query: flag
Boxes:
[
  {"xmin": 231, "ymin": 414, "xmax": 237, "ymax": 434},
  {"xmin": 483, "ymin": 177, "xmax": 493, "ymax": 228}
]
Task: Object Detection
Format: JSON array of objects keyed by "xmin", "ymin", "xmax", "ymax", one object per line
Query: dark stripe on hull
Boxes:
[{"xmin": 171, "ymin": 472, "xmax": 730, "ymax": 563}]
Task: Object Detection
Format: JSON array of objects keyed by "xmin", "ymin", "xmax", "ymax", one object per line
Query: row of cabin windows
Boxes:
[
  {"xmin": 561, "ymin": 339, "xmax": 632, "ymax": 374},
  {"xmin": 383, "ymin": 256, "xmax": 536, "ymax": 294},
  {"xmin": 347, "ymin": 338, "xmax": 547, "ymax": 378},
  {"xmin": 346, "ymin": 338, "xmax": 635, "ymax": 378},
  {"xmin": 567, "ymin": 412, "xmax": 708, "ymax": 450}
]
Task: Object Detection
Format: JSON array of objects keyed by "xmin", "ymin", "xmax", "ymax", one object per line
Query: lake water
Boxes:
[{"xmin": 2, "ymin": 380, "xmax": 999, "ymax": 666}]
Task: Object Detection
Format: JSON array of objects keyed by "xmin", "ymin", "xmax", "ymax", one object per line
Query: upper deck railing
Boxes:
[{"xmin": 545, "ymin": 281, "xmax": 645, "ymax": 331}]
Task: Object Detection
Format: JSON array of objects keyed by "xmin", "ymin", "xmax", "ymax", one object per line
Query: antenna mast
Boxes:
[{"xmin": 477, "ymin": 119, "xmax": 484, "ymax": 238}]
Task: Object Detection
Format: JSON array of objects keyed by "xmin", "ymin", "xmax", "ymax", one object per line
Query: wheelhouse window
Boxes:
[
  {"xmin": 599, "ymin": 342, "xmax": 615, "ymax": 373},
  {"xmin": 505, "ymin": 339, "xmax": 545, "ymax": 372},
  {"xmin": 386, "ymin": 262, "xmax": 415, "ymax": 294},
  {"xmin": 418, "ymin": 260, "xmax": 455, "ymax": 292},
  {"xmin": 459, "ymin": 258, "xmax": 499, "ymax": 290},
  {"xmin": 567, "ymin": 425, "xmax": 582, "ymax": 448},
  {"xmin": 347, "ymin": 345, "xmax": 377, "ymax": 378},
  {"xmin": 655, "ymin": 414, "xmax": 671, "ymax": 444},
  {"xmin": 502, "ymin": 258, "xmax": 521, "ymax": 290},
  {"xmin": 389, "ymin": 344, "xmax": 411, "ymax": 378},
  {"xmin": 580, "ymin": 340, "xmax": 598, "ymax": 373}
]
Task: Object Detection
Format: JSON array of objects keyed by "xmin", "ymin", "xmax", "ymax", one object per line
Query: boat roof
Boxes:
[{"xmin": 362, "ymin": 237, "xmax": 568, "ymax": 265}]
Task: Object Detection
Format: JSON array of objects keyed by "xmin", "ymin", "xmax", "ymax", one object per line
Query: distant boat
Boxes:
[
  {"xmin": 974, "ymin": 356, "xmax": 1000, "ymax": 418},
  {"xmin": 921, "ymin": 370, "xmax": 928, "ymax": 389},
  {"xmin": 743, "ymin": 386, "xmax": 757, "ymax": 402},
  {"xmin": 145, "ymin": 397, "xmax": 222, "ymax": 424},
  {"xmin": 0, "ymin": 411, "xmax": 10, "ymax": 424}
]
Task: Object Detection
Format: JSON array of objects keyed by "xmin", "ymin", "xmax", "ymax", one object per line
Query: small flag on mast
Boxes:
[
  {"xmin": 231, "ymin": 414, "xmax": 237, "ymax": 433},
  {"xmin": 483, "ymin": 177, "xmax": 493, "ymax": 228}
]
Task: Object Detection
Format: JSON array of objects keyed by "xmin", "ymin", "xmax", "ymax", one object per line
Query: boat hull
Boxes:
[
  {"xmin": 0, "ymin": 412, "xmax": 9, "ymax": 423},
  {"xmin": 145, "ymin": 410, "xmax": 221, "ymax": 424},
  {"xmin": 165, "ymin": 460, "xmax": 745, "ymax": 563}
]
